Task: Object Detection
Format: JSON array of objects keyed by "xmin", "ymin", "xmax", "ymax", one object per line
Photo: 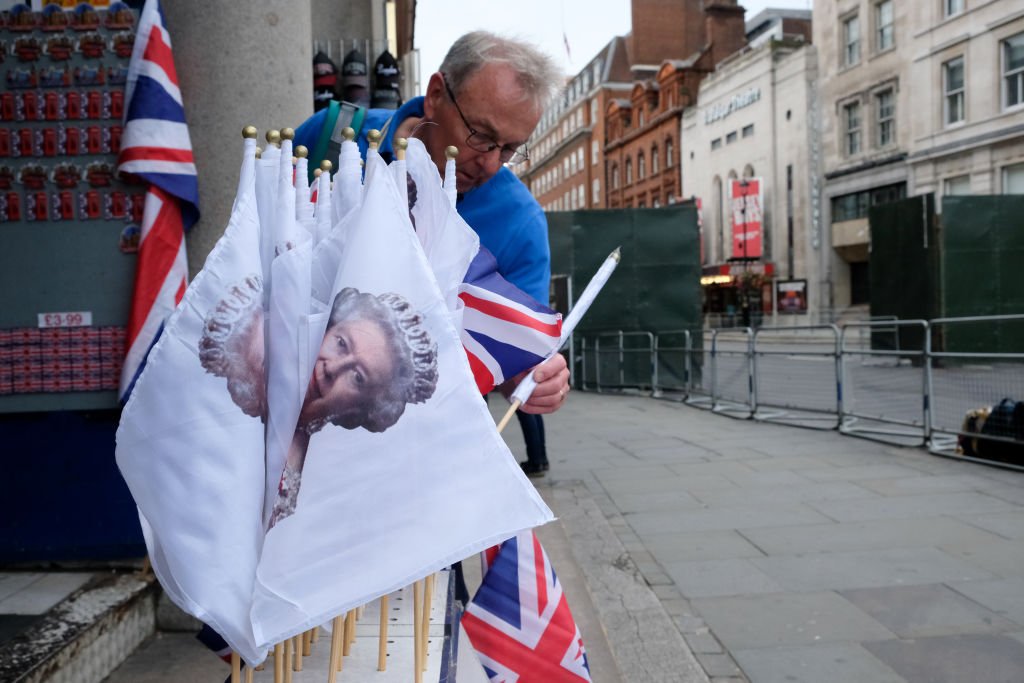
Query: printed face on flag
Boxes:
[{"xmin": 268, "ymin": 286, "xmax": 439, "ymax": 527}]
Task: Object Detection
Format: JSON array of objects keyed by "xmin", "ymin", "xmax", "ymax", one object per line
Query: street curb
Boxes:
[
  {"xmin": 0, "ymin": 573, "xmax": 156, "ymax": 683},
  {"xmin": 543, "ymin": 480, "xmax": 710, "ymax": 683}
]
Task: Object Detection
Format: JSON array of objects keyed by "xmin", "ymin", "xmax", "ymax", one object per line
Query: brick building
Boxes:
[{"xmin": 520, "ymin": 0, "xmax": 748, "ymax": 210}]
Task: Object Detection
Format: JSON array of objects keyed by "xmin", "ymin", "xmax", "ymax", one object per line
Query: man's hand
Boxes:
[{"xmin": 501, "ymin": 353, "xmax": 570, "ymax": 414}]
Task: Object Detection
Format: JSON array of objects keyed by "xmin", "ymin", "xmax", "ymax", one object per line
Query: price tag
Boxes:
[{"xmin": 37, "ymin": 311, "xmax": 93, "ymax": 328}]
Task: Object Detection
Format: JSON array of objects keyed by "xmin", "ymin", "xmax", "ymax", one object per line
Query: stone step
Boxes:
[{"xmin": 0, "ymin": 572, "xmax": 157, "ymax": 683}]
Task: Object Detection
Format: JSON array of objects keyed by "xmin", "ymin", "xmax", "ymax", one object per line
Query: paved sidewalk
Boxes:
[{"xmin": 512, "ymin": 391, "xmax": 1024, "ymax": 683}]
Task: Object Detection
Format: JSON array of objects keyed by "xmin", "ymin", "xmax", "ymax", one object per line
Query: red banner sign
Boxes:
[{"xmin": 730, "ymin": 178, "xmax": 762, "ymax": 259}]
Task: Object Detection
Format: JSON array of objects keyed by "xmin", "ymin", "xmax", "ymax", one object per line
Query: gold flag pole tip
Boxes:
[
  {"xmin": 280, "ymin": 127, "xmax": 295, "ymax": 141},
  {"xmin": 445, "ymin": 146, "xmax": 458, "ymax": 160},
  {"xmin": 254, "ymin": 146, "xmax": 262, "ymax": 159},
  {"xmin": 320, "ymin": 159, "xmax": 333, "ymax": 173},
  {"xmin": 342, "ymin": 127, "xmax": 356, "ymax": 142},
  {"xmin": 242, "ymin": 125, "xmax": 258, "ymax": 139},
  {"xmin": 611, "ymin": 246, "xmax": 622, "ymax": 263},
  {"xmin": 266, "ymin": 129, "xmax": 281, "ymax": 147},
  {"xmin": 313, "ymin": 168, "xmax": 323, "ymax": 178},
  {"xmin": 367, "ymin": 129, "xmax": 382, "ymax": 150},
  {"xmin": 395, "ymin": 137, "xmax": 408, "ymax": 161},
  {"xmin": 294, "ymin": 145, "xmax": 308, "ymax": 158}
]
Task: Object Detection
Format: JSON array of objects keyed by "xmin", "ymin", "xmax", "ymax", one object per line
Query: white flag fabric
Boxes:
[
  {"xmin": 116, "ymin": 158, "xmax": 267, "ymax": 663},
  {"xmin": 118, "ymin": 132, "xmax": 554, "ymax": 664},
  {"xmin": 250, "ymin": 149, "xmax": 552, "ymax": 645}
]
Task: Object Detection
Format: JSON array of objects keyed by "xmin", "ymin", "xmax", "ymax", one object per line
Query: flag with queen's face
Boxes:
[{"xmin": 117, "ymin": 131, "xmax": 554, "ymax": 664}]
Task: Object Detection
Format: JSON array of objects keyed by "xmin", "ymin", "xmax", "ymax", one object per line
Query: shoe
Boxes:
[{"xmin": 520, "ymin": 460, "xmax": 549, "ymax": 478}]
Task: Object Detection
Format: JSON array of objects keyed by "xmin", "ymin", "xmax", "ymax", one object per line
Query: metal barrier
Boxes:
[
  {"xmin": 711, "ymin": 328, "xmax": 755, "ymax": 418},
  {"xmin": 652, "ymin": 329, "xmax": 692, "ymax": 399},
  {"xmin": 684, "ymin": 330, "xmax": 715, "ymax": 409},
  {"xmin": 839, "ymin": 320, "xmax": 930, "ymax": 445},
  {"xmin": 575, "ymin": 314, "xmax": 1023, "ymax": 466},
  {"xmin": 927, "ymin": 315, "xmax": 1024, "ymax": 470},
  {"xmin": 588, "ymin": 331, "xmax": 656, "ymax": 393},
  {"xmin": 752, "ymin": 325, "xmax": 841, "ymax": 428}
]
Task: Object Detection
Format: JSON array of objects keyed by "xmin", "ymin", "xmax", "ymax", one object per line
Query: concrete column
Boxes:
[{"xmin": 161, "ymin": 1, "xmax": 313, "ymax": 273}]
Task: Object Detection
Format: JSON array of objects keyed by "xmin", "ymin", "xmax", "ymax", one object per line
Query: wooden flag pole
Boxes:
[
  {"xmin": 244, "ymin": 665, "xmax": 253, "ymax": 683},
  {"xmin": 273, "ymin": 642, "xmax": 284, "ymax": 683},
  {"xmin": 421, "ymin": 573, "xmax": 435, "ymax": 672},
  {"xmin": 343, "ymin": 610, "xmax": 356, "ymax": 655},
  {"xmin": 413, "ymin": 581, "xmax": 424, "ymax": 683},
  {"xmin": 327, "ymin": 615, "xmax": 344, "ymax": 683},
  {"xmin": 230, "ymin": 652, "xmax": 241, "ymax": 683},
  {"xmin": 377, "ymin": 594, "xmax": 389, "ymax": 671},
  {"xmin": 495, "ymin": 400, "xmax": 522, "ymax": 433},
  {"xmin": 293, "ymin": 634, "xmax": 303, "ymax": 671},
  {"xmin": 283, "ymin": 638, "xmax": 293, "ymax": 683},
  {"xmin": 303, "ymin": 629, "xmax": 313, "ymax": 656}
]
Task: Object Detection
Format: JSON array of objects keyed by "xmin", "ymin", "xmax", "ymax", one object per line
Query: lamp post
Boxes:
[{"xmin": 738, "ymin": 178, "xmax": 751, "ymax": 328}]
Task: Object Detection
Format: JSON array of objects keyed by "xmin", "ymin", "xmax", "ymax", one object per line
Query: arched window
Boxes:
[
  {"xmin": 638, "ymin": 152, "xmax": 646, "ymax": 180},
  {"xmin": 652, "ymin": 145, "xmax": 660, "ymax": 174},
  {"xmin": 625, "ymin": 157, "xmax": 633, "ymax": 185},
  {"xmin": 665, "ymin": 138, "xmax": 674, "ymax": 167},
  {"xmin": 743, "ymin": 164, "xmax": 755, "ymax": 178},
  {"xmin": 611, "ymin": 163, "xmax": 620, "ymax": 189}
]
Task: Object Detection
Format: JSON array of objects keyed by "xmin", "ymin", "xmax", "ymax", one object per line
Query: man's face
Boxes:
[
  {"xmin": 299, "ymin": 317, "xmax": 396, "ymax": 428},
  {"xmin": 422, "ymin": 63, "xmax": 541, "ymax": 193}
]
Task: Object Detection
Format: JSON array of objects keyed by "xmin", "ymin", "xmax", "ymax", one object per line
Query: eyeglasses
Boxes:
[{"xmin": 442, "ymin": 74, "xmax": 530, "ymax": 165}]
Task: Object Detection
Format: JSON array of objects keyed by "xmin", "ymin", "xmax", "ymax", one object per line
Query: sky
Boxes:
[{"xmin": 414, "ymin": 0, "xmax": 813, "ymax": 94}]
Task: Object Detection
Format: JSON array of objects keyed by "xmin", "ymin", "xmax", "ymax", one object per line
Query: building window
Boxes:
[
  {"xmin": 830, "ymin": 183, "xmax": 906, "ymax": 221},
  {"xmin": 945, "ymin": 0, "xmax": 963, "ymax": 17},
  {"xmin": 652, "ymin": 145, "xmax": 659, "ymax": 174},
  {"xmin": 652, "ymin": 197, "xmax": 661, "ymax": 208},
  {"xmin": 563, "ymin": 157, "xmax": 570, "ymax": 177},
  {"xmin": 944, "ymin": 56, "xmax": 965, "ymax": 125},
  {"xmin": 1004, "ymin": 33, "xmax": 1024, "ymax": 109},
  {"xmin": 591, "ymin": 140, "xmax": 599, "ymax": 165},
  {"xmin": 742, "ymin": 124, "xmax": 755, "ymax": 138},
  {"xmin": 844, "ymin": 100, "xmax": 862, "ymax": 155},
  {"xmin": 711, "ymin": 137, "xmax": 722, "ymax": 150},
  {"xmin": 592, "ymin": 178, "xmax": 600, "ymax": 204},
  {"xmin": 577, "ymin": 148, "xmax": 585, "ymax": 172},
  {"xmin": 944, "ymin": 175, "xmax": 971, "ymax": 195},
  {"xmin": 667, "ymin": 191, "xmax": 675, "ymax": 204},
  {"xmin": 726, "ymin": 131, "xmax": 738, "ymax": 144},
  {"xmin": 638, "ymin": 152, "xmax": 646, "ymax": 180},
  {"xmin": 590, "ymin": 98, "xmax": 598, "ymax": 124},
  {"xmin": 625, "ymin": 157, "xmax": 633, "ymax": 184},
  {"xmin": 1004, "ymin": 162, "xmax": 1024, "ymax": 193},
  {"xmin": 578, "ymin": 184, "xmax": 585, "ymax": 208},
  {"xmin": 843, "ymin": 15, "xmax": 861, "ymax": 66},
  {"xmin": 876, "ymin": 89, "xmax": 895, "ymax": 146},
  {"xmin": 876, "ymin": 0, "xmax": 894, "ymax": 51},
  {"xmin": 666, "ymin": 138, "xmax": 674, "ymax": 166},
  {"xmin": 611, "ymin": 163, "xmax": 619, "ymax": 189},
  {"xmin": 638, "ymin": 108, "xmax": 645, "ymax": 126},
  {"xmin": 570, "ymin": 152, "xmax": 577, "ymax": 175}
]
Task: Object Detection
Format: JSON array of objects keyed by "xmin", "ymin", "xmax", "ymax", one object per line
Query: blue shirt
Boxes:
[{"xmin": 294, "ymin": 98, "xmax": 551, "ymax": 303}]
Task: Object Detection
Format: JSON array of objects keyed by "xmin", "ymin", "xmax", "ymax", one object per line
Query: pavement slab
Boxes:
[
  {"xmin": 732, "ymin": 643, "xmax": 907, "ymax": 683},
  {"xmin": 839, "ymin": 583, "xmax": 1018, "ymax": 638},
  {"xmin": 948, "ymin": 577, "xmax": 1024, "ymax": 626},
  {"xmin": 863, "ymin": 633, "xmax": 1024, "ymax": 683}
]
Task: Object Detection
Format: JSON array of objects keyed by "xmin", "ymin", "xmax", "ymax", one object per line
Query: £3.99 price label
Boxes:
[{"xmin": 37, "ymin": 311, "xmax": 93, "ymax": 328}]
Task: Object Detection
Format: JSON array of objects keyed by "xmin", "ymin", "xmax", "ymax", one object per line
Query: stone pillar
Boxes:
[{"xmin": 161, "ymin": 1, "xmax": 313, "ymax": 273}]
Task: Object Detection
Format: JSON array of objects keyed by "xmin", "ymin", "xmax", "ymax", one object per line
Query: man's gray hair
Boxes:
[{"xmin": 440, "ymin": 31, "xmax": 562, "ymax": 109}]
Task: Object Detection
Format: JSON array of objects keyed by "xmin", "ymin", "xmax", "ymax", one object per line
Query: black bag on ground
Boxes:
[{"xmin": 975, "ymin": 398, "xmax": 1024, "ymax": 465}]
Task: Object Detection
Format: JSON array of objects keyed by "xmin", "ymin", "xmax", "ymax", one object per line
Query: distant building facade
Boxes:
[{"xmin": 681, "ymin": 26, "xmax": 819, "ymax": 323}]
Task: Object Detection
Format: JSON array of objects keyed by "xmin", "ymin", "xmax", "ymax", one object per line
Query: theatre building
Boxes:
[{"xmin": 681, "ymin": 10, "xmax": 818, "ymax": 326}]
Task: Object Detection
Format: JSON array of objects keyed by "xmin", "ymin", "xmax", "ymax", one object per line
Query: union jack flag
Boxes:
[
  {"xmin": 463, "ymin": 531, "xmax": 592, "ymax": 682},
  {"xmin": 459, "ymin": 247, "xmax": 562, "ymax": 394},
  {"xmin": 117, "ymin": 0, "xmax": 198, "ymax": 400}
]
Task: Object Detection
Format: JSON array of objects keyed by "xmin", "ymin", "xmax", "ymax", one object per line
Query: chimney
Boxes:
[
  {"xmin": 704, "ymin": 0, "xmax": 746, "ymax": 67},
  {"xmin": 629, "ymin": 0, "xmax": 706, "ymax": 67}
]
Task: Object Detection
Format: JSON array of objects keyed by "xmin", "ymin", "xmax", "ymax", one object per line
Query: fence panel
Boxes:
[
  {"xmin": 653, "ymin": 329, "xmax": 691, "ymax": 399},
  {"xmin": 840, "ymin": 320, "xmax": 929, "ymax": 445},
  {"xmin": 712, "ymin": 328, "xmax": 754, "ymax": 418},
  {"xmin": 927, "ymin": 315, "xmax": 1024, "ymax": 469},
  {"xmin": 753, "ymin": 325, "xmax": 840, "ymax": 428},
  {"xmin": 588, "ymin": 331, "xmax": 655, "ymax": 393},
  {"xmin": 685, "ymin": 330, "xmax": 714, "ymax": 409}
]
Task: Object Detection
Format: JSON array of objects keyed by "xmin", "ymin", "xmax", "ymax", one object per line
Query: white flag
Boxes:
[
  {"xmin": 116, "ymin": 155, "xmax": 267, "ymax": 663},
  {"xmin": 249, "ymin": 149, "xmax": 553, "ymax": 646}
]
